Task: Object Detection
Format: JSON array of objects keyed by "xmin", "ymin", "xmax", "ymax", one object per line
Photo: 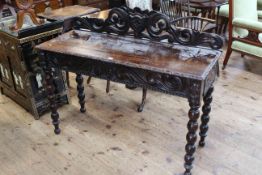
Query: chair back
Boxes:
[
  {"xmin": 160, "ymin": 0, "xmax": 190, "ymax": 20},
  {"xmin": 229, "ymin": 0, "xmax": 258, "ymax": 39},
  {"xmin": 172, "ymin": 16, "xmax": 215, "ymax": 32}
]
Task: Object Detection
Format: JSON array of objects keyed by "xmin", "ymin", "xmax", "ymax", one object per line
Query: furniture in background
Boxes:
[
  {"xmin": 189, "ymin": 0, "xmax": 228, "ymax": 33},
  {"xmin": 0, "ymin": 7, "xmax": 69, "ymax": 119},
  {"xmin": 4, "ymin": 0, "xmax": 74, "ymax": 14},
  {"xmin": 216, "ymin": 3, "xmax": 229, "ymax": 34},
  {"xmin": 109, "ymin": 0, "xmax": 125, "ymax": 8},
  {"xmin": 258, "ymin": 0, "xmax": 262, "ymax": 19},
  {"xmin": 172, "ymin": 16, "xmax": 216, "ymax": 33},
  {"xmin": 36, "ymin": 8, "xmax": 223, "ymax": 175},
  {"xmin": 10, "ymin": 0, "xmax": 44, "ymax": 30},
  {"xmin": 126, "ymin": 0, "xmax": 152, "ymax": 10},
  {"xmin": 78, "ymin": 0, "xmax": 109, "ymax": 10},
  {"xmin": 160, "ymin": 0, "xmax": 190, "ymax": 21},
  {"xmin": 223, "ymin": 0, "xmax": 262, "ymax": 69}
]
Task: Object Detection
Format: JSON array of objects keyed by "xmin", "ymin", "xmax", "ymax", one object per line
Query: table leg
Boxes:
[
  {"xmin": 184, "ymin": 85, "xmax": 201, "ymax": 175},
  {"xmin": 44, "ymin": 61, "xmax": 61, "ymax": 135},
  {"xmin": 76, "ymin": 73, "xmax": 86, "ymax": 113},
  {"xmin": 199, "ymin": 86, "xmax": 214, "ymax": 147}
]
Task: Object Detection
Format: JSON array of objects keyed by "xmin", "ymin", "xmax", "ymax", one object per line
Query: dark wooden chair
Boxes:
[{"xmin": 160, "ymin": 0, "xmax": 190, "ymax": 20}]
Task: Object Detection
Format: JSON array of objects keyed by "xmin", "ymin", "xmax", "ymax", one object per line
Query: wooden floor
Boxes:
[{"xmin": 0, "ymin": 49, "xmax": 262, "ymax": 175}]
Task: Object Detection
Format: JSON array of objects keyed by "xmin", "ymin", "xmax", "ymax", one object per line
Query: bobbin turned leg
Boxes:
[
  {"xmin": 184, "ymin": 82, "xmax": 201, "ymax": 175},
  {"xmin": 41, "ymin": 55, "xmax": 61, "ymax": 134},
  {"xmin": 199, "ymin": 86, "xmax": 214, "ymax": 147},
  {"xmin": 76, "ymin": 73, "xmax": 86, "ymax": 113}
]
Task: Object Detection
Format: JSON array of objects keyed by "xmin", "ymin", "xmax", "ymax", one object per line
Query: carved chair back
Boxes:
[
  {"xmin": 160, "ymin": 0, "xmax": 190, "ymax": 21},
  {"xmin": 73, "ymin": 6, "xmax": 223, "ymax": 50}
]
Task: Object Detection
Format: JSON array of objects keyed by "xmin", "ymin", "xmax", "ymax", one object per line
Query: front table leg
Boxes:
[
  {"xmin": 184, "ymin": 84, "xmax": 201, "ymax": 175},
  {"xmin": 44, "ymin": 63, "xmax": 61, "ymax": 134},
  {"xmin": 199, "ymin": 86, "xmax": 214, "ymax": 147},
  {"xmin": 76, "ymin": 73, "xmax": 86, "ymax": 113}
]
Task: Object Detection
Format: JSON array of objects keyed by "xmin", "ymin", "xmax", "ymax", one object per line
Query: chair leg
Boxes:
[
  {"xmin": 66, "ymin": 71, "xmax": 70, "ymax": 87},
  {"xmin": 223, "ymin": 47, "xmax": 233, "ymax": 70},
  {"xmin": 87, "ymin": 76, "xmax": 92, "ymax": 84},
  {"xmin": 137, "ymin": 88, "xmax": 147, "ymax": 112},
  {"xmin": 106, "ymin": 80, "xmax": 110, "ymax": 93}
]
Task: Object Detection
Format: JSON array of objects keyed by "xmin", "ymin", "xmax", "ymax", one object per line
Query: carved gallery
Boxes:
[{"xmin": 0, "ymin": 0, "xmax": 261, "ymax": 175}]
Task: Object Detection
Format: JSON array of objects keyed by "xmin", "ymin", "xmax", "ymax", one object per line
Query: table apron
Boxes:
[{"xmin": 42, "ymin": 52, "xmax": 208, "ymax": 99}]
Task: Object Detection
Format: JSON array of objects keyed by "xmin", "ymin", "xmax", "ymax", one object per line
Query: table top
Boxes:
[
  {"xmin": 36, "ymin": 30, "xmax": 221, "ymax": 80},
  {"xmin": 37, "ymin": 5, "xmax": 100, "ymax": 21},
  {"xmin": 190, "ymin": 0, "xmax": 228, "ymax": 8}
]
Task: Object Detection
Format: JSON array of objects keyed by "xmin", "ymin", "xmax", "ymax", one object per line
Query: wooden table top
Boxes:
[
  {"xmin": 37, "ymin": 5, "xmax": 100, "ymax": 21},
  {"xmin": 36, "ymin": 30, "xmax": 221, "ymax": 80}
]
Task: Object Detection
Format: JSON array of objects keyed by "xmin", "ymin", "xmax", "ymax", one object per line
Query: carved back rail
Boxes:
[{"xmin": 73, "ymin": 6, "xmax": 223, "ymax": 50}]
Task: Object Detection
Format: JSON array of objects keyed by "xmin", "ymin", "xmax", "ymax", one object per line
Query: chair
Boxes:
[
  {"xmin": 172, "ymin": 16, "xmax": 216, "ymax": 32},
  {"xmin": 216, "ymin": 4, "xmax": 229, "ymax": 34},
  {"xmin": 160, "ymin": 0, "xmax": 190, "ymax": 20},
  {"xmin": 223, "ymin": 0, "xmax": 262, "ymax": 69}
]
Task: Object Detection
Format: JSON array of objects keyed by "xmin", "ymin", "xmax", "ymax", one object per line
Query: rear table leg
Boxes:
[{"xmin": 76, "ymin": 73, "xmax": 86, "ymax": 113}]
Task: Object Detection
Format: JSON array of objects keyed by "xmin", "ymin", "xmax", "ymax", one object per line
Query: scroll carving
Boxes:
[{"xmin": 73, "ymin": 6, "xmax": 223, "ymax": 50}]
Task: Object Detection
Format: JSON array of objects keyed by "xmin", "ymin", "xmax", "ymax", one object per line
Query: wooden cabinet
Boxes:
[{"xmin": 0, "ymin": 18, "xmax": 69, "ymax": 119}]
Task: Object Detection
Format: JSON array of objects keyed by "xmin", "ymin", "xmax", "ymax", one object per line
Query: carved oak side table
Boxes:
[{"xmin": 36, "ymin": 7, "xmax": 223, "ymax": 175}]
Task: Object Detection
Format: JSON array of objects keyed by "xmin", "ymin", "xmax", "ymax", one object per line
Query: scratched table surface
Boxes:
[{"xmin": 36, "ymin": 30, "xmax": 221, "ymax": 80}]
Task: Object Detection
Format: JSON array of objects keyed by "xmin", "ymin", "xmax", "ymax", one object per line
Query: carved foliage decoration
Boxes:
[
  {"xmin": 45, "ymin": 52, "xmax": 186, "ymax": 96},
  {"xmin": 73, "ymin": 6, "xmax": 223, "ymax": 50}
]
